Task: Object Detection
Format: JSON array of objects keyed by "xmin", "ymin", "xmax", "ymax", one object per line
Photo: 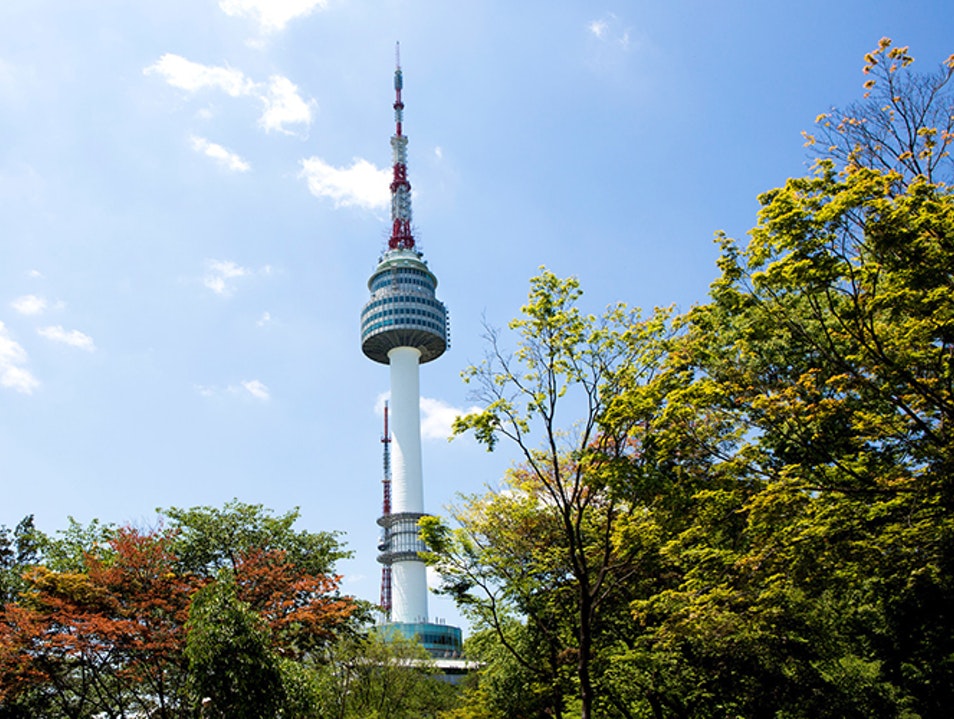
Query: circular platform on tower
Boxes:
[{"xmin": 361, "ymin": 249, "xmax": 448, "ymax": 364}]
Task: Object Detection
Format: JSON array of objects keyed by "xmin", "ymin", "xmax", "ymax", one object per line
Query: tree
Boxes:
[
  {"xmin": 0, "ymin": 527, "xmax": 202, "ymax": 718},
  {"xmin": 185, "ymin": 571, "xmax": 286, "ymax": 719},
  {"xmin": 311, "ymin": 631, "xmax": 456, "ymax": 719},
  {"xmin": 0, "ymin": 516, "xmax": 38, "ymax": 605},
  {"xmin": 0, "ymin": 504, "xmax": 361, "ymax": 718},
  {"xmin": 807, "ymin": 37, "xmax": 954, "ymax": 184},
  {"xmin": 424, "ymin": 270, "xmax": 674, "ymax": 719},
  {"xmin": 637, "ymin": 38, "xmax": 954, "ymax": 710},
  {"xmin": 672, "ymin": 158, "xmax": 954, "ymax": 715},
  {"xmin": 162, "ymin": 499, "xmax": 350, "ymax": 577}
]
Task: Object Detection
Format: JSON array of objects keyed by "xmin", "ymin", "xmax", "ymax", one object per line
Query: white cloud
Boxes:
[
  {"xmin": 196, "ymin": 379, "xmax": 270, "ymax": 400},
  {"xmin": 375, "ymin": 392, "xmax": 480, "ymax": 441},
  {"xmin": 203, "ymin": 259, "xmax": 252, "ymax": 296},
  {"xmin": 434, "ymin": 146, "xmax": 443, "ymax": 160},
  {"xmin": 144, "ymin": 54, "xmax": 256, "ymax": 97},
  {"xmin": 0, "ymin": 322, "xmax": 39, "ymax": 394},
  {"xmin": 37, "ymin": 325, "xmax": 96, "ymax": 352},
  {"xmin": 259, "ymin": 75, "xmax": 315, "ymax": 134},
  {"xmin": 191, "ymin": 136, "xmax": 251, "ymax": 172},
  {"xmin": 256, "ymin": 311, "xmax": 272, "ymax": 327},
  {"xmin": 11, "ymin": 294, "xmax": 47, "ymax": 315},
  {"xmin": 218, "ymin": 0, "xmax": 329, "ymax": 33},
  {"xmin": 240, "ymin": 379, "xmax": 270, "ymax": 400},
  {"xmin": 145, "ymin": 55, "xmax": 313, "ymax": 134},
  {"xmin": 421, "ymin": 396, "xmax": 482, "ymax": 441},
  {"xmin": 587, "ymin": 13, "xmax": 632, "ymax": 50},
  {"xmin": 299, "ymin": 157, "xmax": 390, "ymax": 209}
]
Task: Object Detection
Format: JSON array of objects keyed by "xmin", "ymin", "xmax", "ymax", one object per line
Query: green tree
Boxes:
[
  {"xmin": 425, "ymin": 270, "xmax": 674, "ymax": 719},
  {"xmin": 1, "ymin": 504, "xmax": 362, "ymax": 719},
  {"xmin": 185, "ymin": 570, "xmax": 286, "ymax": 719},
  {"xmin": 0, "ymin": 516, "xmax": 38, "ymax": 605},
  {"xmin": 312, "ymin": 631, "xmax": 456, "ymax": 719},
  {"xmin": 162, "ymin": 499, "xmax": 349, "ymax": 577},
  {"xmin": 600, "ymin": 41, "xmax": 954, "ymax": 717},
  {"xmin": 670, "ymin": 159, "xmax": 954, "ymax": 715}
]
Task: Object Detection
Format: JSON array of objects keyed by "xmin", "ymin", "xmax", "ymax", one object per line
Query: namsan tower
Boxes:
[{"xmin": 360, "ymin": 46, "xmax": 461, "ymax": 658}]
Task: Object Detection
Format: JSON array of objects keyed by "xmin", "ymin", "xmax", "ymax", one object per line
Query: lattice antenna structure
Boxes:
[
  {"xmin": 389, "ymin": 41, "xmax": 414, "ymax": 251},
  {"xmin": 379, "ymin": 402, "xmax": 393, "ymax": 618}
]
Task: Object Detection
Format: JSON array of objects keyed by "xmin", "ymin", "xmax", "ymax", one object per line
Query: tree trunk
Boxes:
[{"xmin": 578, "ymin": 591, "xmax": 594, "ymax": 719}]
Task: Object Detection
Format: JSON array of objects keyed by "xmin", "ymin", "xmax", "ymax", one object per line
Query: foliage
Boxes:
[
  {"xmin": 657, "ymin": 155, "xmax": 954, "ymax": 716},
  {"xmin": 185, "ymin": 570, "xmax": 286, "ymax": 719},
  {"xmin": 426, "ymin": 40, "xmax": 954, "ymax": 719},
  {"xmin": 311, "ymin": 631, "xmax": 457, "ymax": 719},
  {"xmin": 0, "ymin": 516, "xmax": 38, "ymax": 605},
  {"xmin": 426, "ymin": 270, "xmax": 675, "ymax": 719},
  {"xmin": 162, "ymin": 498, "xmax": 350, "ymax": 577},
  {"xmin": 806, "ymin": 37, "xmax": 954, "ymax": 184},
  {"xmin": 0, "ymin": 504, "xmax": 360, "ymax": 718}
]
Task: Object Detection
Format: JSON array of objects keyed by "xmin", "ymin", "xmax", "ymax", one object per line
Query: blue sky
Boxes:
[{"xmin": 1, "ymin": 0, "xmax": 950, "ymax": 628}]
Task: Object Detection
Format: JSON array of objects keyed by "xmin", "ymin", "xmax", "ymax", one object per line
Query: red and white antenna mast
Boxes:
[
  {"xmin": 379, "ymin": 401, "xmax": 393, "ymax": 618},
  {"xmin": 388, "ymin": 42, "xmax": 414, "ymax": 251}
]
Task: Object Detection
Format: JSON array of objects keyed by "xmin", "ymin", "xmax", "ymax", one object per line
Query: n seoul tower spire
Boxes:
[
  {"xmin": 360, "ymin": 47, "xmax": 459, "ymax": 657},
  {"xmin": 388, "ymin": 43, "xmax": 414, "ymax": 251}
]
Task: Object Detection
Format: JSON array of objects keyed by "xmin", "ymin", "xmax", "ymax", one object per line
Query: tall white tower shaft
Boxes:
[
  {"xmin": 389, "ymin": 346, "xmax": 424, "ymax": 514},
  {"xmin": 388, "ymin": 346, "xmax": 427, "ymax": 621}
]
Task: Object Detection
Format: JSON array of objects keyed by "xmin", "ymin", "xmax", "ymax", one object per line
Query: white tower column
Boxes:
[
  {"xmin": 391, "ymin": 560, "xmax": 428, "ymax": 624},
  {"xmin": 388, "ymin": 346, "xmax": 424, "ymax": 514},
  {"xmin": 387, "ymin": 346, "xmax": 428, "ymax": 623}
]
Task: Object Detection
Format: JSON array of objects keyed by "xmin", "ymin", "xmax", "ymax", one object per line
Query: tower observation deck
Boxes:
[{"xmin": 360, "ymin": 46, "xmax": 460, "ymax": 659}]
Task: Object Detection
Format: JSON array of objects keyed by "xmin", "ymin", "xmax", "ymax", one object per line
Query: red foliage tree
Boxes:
[{"xmin": 0, "ymin": 526, "xmax": 358, "ymax": 717}]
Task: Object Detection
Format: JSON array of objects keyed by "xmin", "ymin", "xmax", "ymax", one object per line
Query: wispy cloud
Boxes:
[
  {"xmin": 421, "ymin": 397, "xmax": 482, "ymax": 441},
  {"xmin": 0, "ymin": 322, "xmax": 39, "ymax": 394},
  {"xmin": 587, "ymin": 13, "xmax": 632, "ymax": 50},
  {"xmin": 299, "ymin": 157, "xmax": 390, "ymax": 209},
  {"xmin": 195, "ymin": 379, "xmax": 271, "ymax": 401},
  {"xmin": 260, "ymin": 75, "xmax": 316, "ymax": 134},
  {"xmin": 588, "ymin": 19, "xmax": 608, "ymax": 39},
  {"xmin": 218, "ymin": 0, "xmax": 330, "ymax": 34},
  {"xmin": 256, "ymin": 311, "xmax": 272, "ymax": 327},
  {"xmin": 191, "ymin": 136, "xmax": 251, "ymax": 172},
  {"xmin": 194, "ymin": 384, "xmax": 216, "ymax": 398},
  {"xmin": 37, "ymin": 325, "xmax": 96, "ymax": 352},
  {"xmin": 144, "ymin": 54, "xmax": 255, "ymax": 97},
  {"xmin": 203, "ymin": 259, "xmax": 251, "ymax": 296},
  {"xmin": 144, "ymin": 54, "xmax": 314, "ymax": 134},
  {"xmin": 375, "ymin": 393, "xmax": 480, "ymax": 441},
  {"xmin": 239, "ymin": 379, "xmax": 270, "ymax": 400},
  {"xmin": 11, "ymin": 294, "xmax": 47, "ymax": 315}
]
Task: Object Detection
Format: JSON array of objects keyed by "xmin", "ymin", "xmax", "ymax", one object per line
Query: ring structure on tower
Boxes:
[{"xmin": 360, "ymin": 248, "xmax": 448, "ymax": 365}]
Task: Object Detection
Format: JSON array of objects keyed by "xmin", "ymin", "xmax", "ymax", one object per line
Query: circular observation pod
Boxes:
[{"xmin": 360, "ymin": 249, "xmax": 448, "ymax": 364}]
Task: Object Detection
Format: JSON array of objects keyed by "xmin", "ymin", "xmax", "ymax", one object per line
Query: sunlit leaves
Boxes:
[{"xmin": 813, "ymin": 37, "xmax": 954, "ymax": 183}]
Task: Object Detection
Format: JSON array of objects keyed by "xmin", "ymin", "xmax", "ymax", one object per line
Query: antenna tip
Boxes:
[{"xmin": 395, "ymin": 41, "xmax": 401, "ymax": 69}]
